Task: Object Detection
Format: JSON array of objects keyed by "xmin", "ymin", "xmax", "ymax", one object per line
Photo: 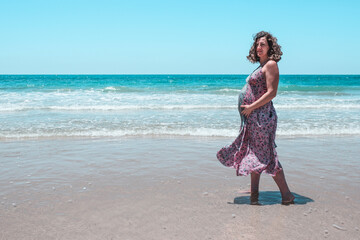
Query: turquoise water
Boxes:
[{"xmin": 1, "ymin": 74, "xmax": 359, "ymax": 139}]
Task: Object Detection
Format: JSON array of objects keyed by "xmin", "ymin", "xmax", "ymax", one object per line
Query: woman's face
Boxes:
[{"xmin": 256, "ymin": 37, "xmax": 269, "ymax": 59}]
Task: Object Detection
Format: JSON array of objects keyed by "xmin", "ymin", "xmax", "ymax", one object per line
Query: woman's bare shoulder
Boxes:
[{"xmin": 263, "ymin": 60, "xmax": 279, "ymax": 74}]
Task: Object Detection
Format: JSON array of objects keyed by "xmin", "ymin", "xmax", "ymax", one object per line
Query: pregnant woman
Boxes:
[{"xmin": 217, "ymin": 31, "xmax": 295, "ymax": 205}]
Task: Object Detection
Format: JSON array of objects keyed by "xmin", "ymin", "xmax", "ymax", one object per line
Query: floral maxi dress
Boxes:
[{"xmin": 216, "ymin": 65, "xmax": 282, "ymax": 176}]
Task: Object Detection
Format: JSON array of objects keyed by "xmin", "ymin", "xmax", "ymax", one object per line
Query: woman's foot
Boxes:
[
  {"xmin": 239, "ymin": 189, "xmax": 251, "ymax": 194},
  {"xmin": 250, "ymin": 192, "xmax": 260, "ymax": 205},
  {"xmin": 281, "ymin": 192, "xmax": 295, "ymax": 205}
]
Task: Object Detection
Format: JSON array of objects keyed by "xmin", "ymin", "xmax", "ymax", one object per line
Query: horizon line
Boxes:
[{"xmin": 1, "ymin": 73, "xmax": 359, "ymax": 76}]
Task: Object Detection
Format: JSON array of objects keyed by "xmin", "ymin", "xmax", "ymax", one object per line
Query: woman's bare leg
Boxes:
[
  {"xmin": 250, "ymin": 172, "xmax": 261, "ymax": 205},
  {"xmin": 251, "ymin": 172, "xmax": 261, "ymax": 193},
  {"xmin": 272, "ymin": 169, "xmax": 295, "ymax": 204}
]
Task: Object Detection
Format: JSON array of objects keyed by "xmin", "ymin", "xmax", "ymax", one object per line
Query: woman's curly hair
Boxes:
[{"xmin": 247, "ymin": 31, "xmax": 282, "ymax": 63}]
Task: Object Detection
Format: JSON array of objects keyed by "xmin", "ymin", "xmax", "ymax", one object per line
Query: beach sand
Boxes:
[{"xmin": 0, "ymin": 136, "xmax": 359, "ymax": 239}]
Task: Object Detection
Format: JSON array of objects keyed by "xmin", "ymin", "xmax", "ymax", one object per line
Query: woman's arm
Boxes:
[{"xmin": 241, "ymin": 60, "xmax": 279, "ymax": 117}]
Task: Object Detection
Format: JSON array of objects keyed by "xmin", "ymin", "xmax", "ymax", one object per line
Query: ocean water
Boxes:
[{"xmin": 0, "ymin": 74, "xmax": 359, "ymax": 140}]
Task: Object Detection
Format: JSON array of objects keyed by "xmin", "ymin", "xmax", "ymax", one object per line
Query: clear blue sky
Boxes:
[{"xmin": 1, "ymin": 0, "xmax": 359, "ymax": 74}]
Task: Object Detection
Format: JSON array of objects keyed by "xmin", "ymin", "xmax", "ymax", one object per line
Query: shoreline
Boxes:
[{"xmin": 1, "ymin": 133, "xmax": 360, "ymax": 142}]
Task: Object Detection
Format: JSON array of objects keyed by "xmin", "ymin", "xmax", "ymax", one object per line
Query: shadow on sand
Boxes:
[{"xmin": 229, "ymin": 191, "xmax": 313, "ymax": 206}]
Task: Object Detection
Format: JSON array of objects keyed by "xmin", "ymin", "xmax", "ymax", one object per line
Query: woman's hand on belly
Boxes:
[{"xmin": 240, "ymin": 104, "xmax": 255, "ymax": 117}]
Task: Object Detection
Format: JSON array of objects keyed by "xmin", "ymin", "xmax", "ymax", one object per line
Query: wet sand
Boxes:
[{"xmin": 0, "ymin": 136, "xmax": 359, "ymax": 239}]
